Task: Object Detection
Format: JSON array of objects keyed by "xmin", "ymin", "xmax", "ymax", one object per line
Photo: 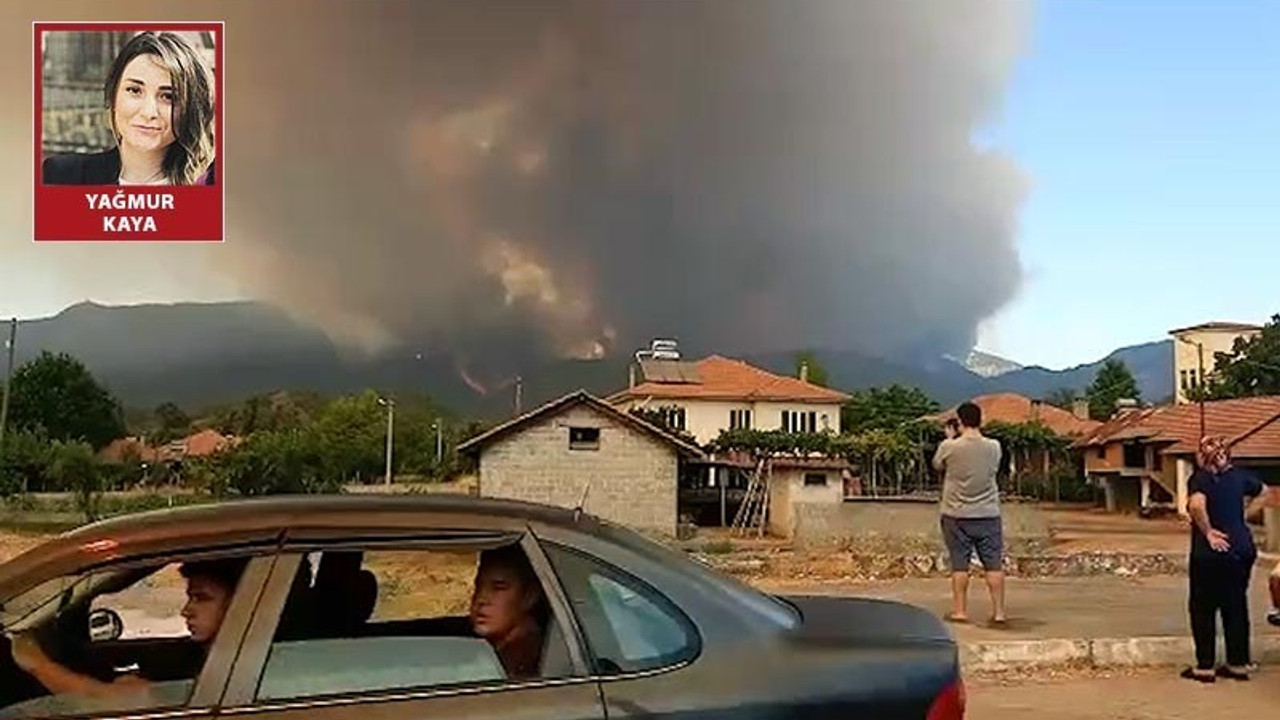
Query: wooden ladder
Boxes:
[{"xmin": 731, "ymin": 457, "xmax": 771, "ymax": 537}]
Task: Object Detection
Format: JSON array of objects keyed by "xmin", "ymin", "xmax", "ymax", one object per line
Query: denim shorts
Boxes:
[{"xmin": 941, "ymin": 515, "xmax": 1004, "ymax": 572}]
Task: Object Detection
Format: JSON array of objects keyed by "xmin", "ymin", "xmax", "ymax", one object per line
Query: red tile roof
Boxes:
[
  {"xmin": 183, "ymin": 429, "xmax": 234, "ymax": 457},
  {"xmin": 931, "ymin": 393, "xmax": 1101, "ymax": 437},
  {"xmin": 97, "ymin": 430, "xmax": 237, "ymax": 464},
  {"xmin": 1074, "ymin": 396, "xmax": 1280, "ymax": 459},
  {"xmin": 1230, "ymin": 413, "xmax": 1280, "ymax": 459},
  {"xmin": 609, "ymin": 355, "xmax": 850, "ymax": 404}
]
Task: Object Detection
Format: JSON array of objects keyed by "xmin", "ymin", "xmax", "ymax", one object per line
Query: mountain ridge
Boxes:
[{"xmin": 3, "ymin": 301, "xmax": 1174, "ymax": 417}]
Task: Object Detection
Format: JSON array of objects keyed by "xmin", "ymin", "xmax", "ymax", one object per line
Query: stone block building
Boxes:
[{"xmin": 457, "ymin": 391, "xmax": 706, "ymax": 536}]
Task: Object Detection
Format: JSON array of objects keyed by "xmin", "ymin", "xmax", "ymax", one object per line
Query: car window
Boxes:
[
  {"xmin": 253, "ymin": 545, "xmax": 579, "ymax": 704},
  {"xmin": 90, "ymin": 564, "xmax": 190, "ymax": 640},
  {"xmin": 541, "ymin": 543, "xmax": 699, "ymax": 675},
  {"xmin": 0, "ymin": 554, "xmax": 258, "ymax": 719}
]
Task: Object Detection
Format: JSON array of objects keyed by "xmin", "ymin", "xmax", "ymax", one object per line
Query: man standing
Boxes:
[{"xmin": 934, "ymin": 401, "xmax": 1006, "ymax": 626}]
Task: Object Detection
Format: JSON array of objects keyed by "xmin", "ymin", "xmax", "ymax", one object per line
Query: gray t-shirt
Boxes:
[{"xmin": 934, "ymin": 434, "xmax": 1002, "ymax": 519}]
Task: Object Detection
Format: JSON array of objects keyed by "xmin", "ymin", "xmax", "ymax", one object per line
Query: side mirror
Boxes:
[{"xmin": 88, "ymin": 608, "xmax": 123, "ymax": 642}]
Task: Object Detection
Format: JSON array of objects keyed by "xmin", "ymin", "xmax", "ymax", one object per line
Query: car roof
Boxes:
[{"xmin": 0, "ymin": 494, "xmax": 600, "ymax": 598}]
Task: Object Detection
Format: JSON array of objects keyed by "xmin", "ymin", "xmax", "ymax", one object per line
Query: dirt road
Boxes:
[{"xmin": 967, "ymin": 668, "xmax": 1280, "ymax": 720}]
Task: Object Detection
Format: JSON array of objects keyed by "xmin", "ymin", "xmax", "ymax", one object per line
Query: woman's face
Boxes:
[
  {"xmin": 113, "ymin": 54, "xmax": 178, "ymax": 154},
  {"xmin": 469, "ymin": 562, "xmax": 536, "ymax": 641}
]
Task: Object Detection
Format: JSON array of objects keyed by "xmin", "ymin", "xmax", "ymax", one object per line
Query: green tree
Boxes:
[
  {"xmin": 207, "ymin": 391, "xmax": 325, "ymax": 436},
  {"xmin": 1086, "ymin": 359, "xmax": 1140, "ymax": 421},
  {"xmin": 794, "ymin": 351, "xmax": 830, "ymax": 388},
  {"xmin": 0, "ymin": 428, "xmax": 53, "ymax": 496},
  {"xmin": 151, "ymin": 402, "xmax": 192, "ymax": 443},
  {"xmin": 8, "ymin": 352, "xmax": 125, "ymax": 450},
  {"xmin": 841, "ymin": 384, "xmax": 940, "ymax": 433},
  {"xmin": 206, "ymin": 428, "xmax": 343, "ymax": 497},
  {"xmin": 313, "ymin": 391, "xmax": 387, "ymax": 483},
  {"xmin": 1198, "ymin": 314, "xmax": 1280, "ymax": 399},
  {"xmin": 46, "ymin": 440, "xmax": 104, "ymax": 521}
]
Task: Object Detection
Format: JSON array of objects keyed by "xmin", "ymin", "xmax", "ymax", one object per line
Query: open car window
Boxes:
[
  {"xmin": 0, "ymin": 552, "xmax": 267, "ymax": 719},
  {"xmin": 247, "ymin": 542, "xmax": 582, "ymax": 706}
]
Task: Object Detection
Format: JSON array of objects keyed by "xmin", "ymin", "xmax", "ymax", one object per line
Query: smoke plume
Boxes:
[{"xmin": 2, "ymin": 0, "xmax": 1029, "ymax": 382}]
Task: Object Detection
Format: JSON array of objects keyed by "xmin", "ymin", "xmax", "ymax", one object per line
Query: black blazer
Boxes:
[{"xmin": 42, "ymin": 148, "xmax": 215, "ymax": 185}]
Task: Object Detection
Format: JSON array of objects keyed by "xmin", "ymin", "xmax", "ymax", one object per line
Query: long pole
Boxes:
[
  {"xmin": 434, "ymin": 420, "xmax": 443, "ymax": 463},
  {"xmin": 384, "ymin": 400, "xmax": 395, "ymax": 486},
  {"xmin": 0, "ymin": 318, "xmax": 16, "ymax": 453},
  {"xmin": 1197, "ymin": 343, "xmax": 1205, "ymax": 440}
]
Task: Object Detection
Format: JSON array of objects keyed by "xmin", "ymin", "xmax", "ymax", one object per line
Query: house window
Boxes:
[
  {"xmin": 659, "ymin": 406, "xmax": 687, "ymax": 431},
  {"xmin": 1179, "ymin": 370, "xmax": 1189, "ymax": 391},
  {"xmin": 729, "ymin": 409, "xmax": 752, "ymax": 430},
  {"xmin": 780, "ymin": 410, "xmax": 818, "ymax": 433},
  {"xmin": 1122, "ymin": 443, "xmax": 1145, "ymax": 468},
  {"xmin": 803, "ymin": 473, "xmax": 828, "ymax": 487},
  {"xmin": 1096, "ymin": 447, "xmax": 1106, "ymax": 460},
  {"xmin": 569, "ymin": 426, "xmax": 601, "ymax": 451}
]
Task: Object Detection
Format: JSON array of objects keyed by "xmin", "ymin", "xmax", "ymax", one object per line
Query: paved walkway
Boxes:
[
  {"xmin": 969, "ymin": 668, "xmax": 1280, "ymax": 720},
  {"xmin": 758, "ymin": 569, "xmax": 1278, "ymax": 644}
]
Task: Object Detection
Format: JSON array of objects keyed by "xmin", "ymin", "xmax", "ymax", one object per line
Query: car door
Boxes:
[
  {"xmin": 531, "ymin": 524, "xmax": 810, "ymax": 720},
  {"xmin": 215, "ymin": 530, "xmax": 606, "ymax": 720},
  {"xmin": 0, "ymin": 550, "xmax": 277, "ymax": 720}
]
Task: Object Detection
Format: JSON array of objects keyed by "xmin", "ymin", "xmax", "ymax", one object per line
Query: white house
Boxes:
[
  {"xmin": 1169, "ymin": 321, "xmax": 1262, "ymax": 404},
  {"xmin": 607, "ymin": 354, "xmax": 851, "ymax": 445}
]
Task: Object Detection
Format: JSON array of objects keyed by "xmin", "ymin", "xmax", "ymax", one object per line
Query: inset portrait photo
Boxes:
[{"xmin": 34, "ymin": 23, "xmax": 223, "ymax": 241}]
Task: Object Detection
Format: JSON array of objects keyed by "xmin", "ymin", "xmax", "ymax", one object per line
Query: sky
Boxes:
[
  {"xmin": 976, "ymin": 0, "xmax": 1279, "ymax": 368},
  {"xmin": 2, "ymin": 1, "xmax": 1276, "ymax": 372}
]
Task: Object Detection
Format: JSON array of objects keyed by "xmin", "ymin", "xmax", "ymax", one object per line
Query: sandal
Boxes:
[
  {"xmin": 944, "ymin": 614, "xmax": 970, "ymax": 624},
  {"xmin": 1181, "ymin": 667, "xmax": 1215, "ymax": 683}
]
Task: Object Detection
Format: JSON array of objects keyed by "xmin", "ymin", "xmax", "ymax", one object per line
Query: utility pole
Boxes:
[
  {"xmin": 0, "ymin": 318, "xmax": 16, "ymax": 454},
  {"xmin": 434, "ymin": 419, "xmax": 443, "ymax": 464},
  {"xmin": 378, "ymin": 396, "xmax": 395, "ymax": 485},
  {"xmin": 1196, "ymin": 342, "xmax": 1205, "ymax": 441}
]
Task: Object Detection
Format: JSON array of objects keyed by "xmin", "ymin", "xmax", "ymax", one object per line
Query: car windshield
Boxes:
[
  {"xmin": 0, "ymin": 567, "xmax": 138, "ymax": 632},
  {"xmin": 0, "ymin": 575, "xmax": 79, "ymax": 631}
]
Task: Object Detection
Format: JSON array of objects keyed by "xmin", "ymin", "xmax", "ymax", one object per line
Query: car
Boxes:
[{"xmin": 0, "ymin": 495, "xmax": 964, "ymax": 719}]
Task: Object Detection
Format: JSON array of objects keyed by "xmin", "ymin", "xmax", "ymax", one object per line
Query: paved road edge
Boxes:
[{"xmin": 964, "ymin": 634, "xmax": 1280, "ymax": 672}]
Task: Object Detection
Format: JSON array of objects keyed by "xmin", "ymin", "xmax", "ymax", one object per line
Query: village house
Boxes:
[
  {"xmin": 1170, "ymin": 321, "xmax": 1262, "ymax": 404},
  {"xmin": 457, "ymin": 391, "xmax": 706, "ymax": 536},
  {"xmin": 607, "ymin": 354, "xmax": 851, "ymax": 445},
  {"xmin": 1074, "ymin": 396, "xmax": 1280, "ymax": 515},
  {"xmin": 98, "ymin": 428, "xmax": 238, "ymax": 479},
  {"xmin": 930, "ymin": 393, "xmax": 1101, "ymax": 439},
  {"xmin": 927, "ymin": 393, "xmax": 1101, "ymax": 489}
]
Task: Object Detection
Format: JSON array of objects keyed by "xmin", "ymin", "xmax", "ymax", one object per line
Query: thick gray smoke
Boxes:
[{"xmin": 3, "ymin": 1, "xmax": 1029, "ymax": 383}]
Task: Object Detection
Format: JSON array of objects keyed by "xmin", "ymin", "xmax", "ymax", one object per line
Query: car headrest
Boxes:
[{"xmin": 351, "ymin": 569, "xmax": 378, "ymax": 624}]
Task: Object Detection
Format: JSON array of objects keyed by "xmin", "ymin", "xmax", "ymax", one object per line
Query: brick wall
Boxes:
[{"xmin": 478, "ymin": 404, "xmax": 679, "ymax": 536}]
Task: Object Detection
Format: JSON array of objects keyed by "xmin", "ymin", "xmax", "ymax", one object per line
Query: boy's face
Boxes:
[{"xmin": 181, "ymin": 575, "xmax": 232, "ymax": 644}]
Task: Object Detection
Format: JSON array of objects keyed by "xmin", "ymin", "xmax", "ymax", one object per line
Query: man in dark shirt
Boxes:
[{"xmin": 1183, "ymin": 437, "xmax": 1264, "ymax": 682}]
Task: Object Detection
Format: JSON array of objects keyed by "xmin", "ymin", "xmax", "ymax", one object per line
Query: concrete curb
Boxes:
[{"xmin": 963, "ymin": 633, "xmax": 1280, "ymax": 672}]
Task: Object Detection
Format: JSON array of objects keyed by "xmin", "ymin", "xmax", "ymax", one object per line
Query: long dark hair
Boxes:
[{"xmin": 104, "ymin": 31, "xmax": 215, "ymax": 185}]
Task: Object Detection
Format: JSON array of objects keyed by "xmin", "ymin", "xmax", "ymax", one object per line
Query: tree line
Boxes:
[{"xmin": 0, "ymin": 351, "xmax": 486, "ymax": 518}]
